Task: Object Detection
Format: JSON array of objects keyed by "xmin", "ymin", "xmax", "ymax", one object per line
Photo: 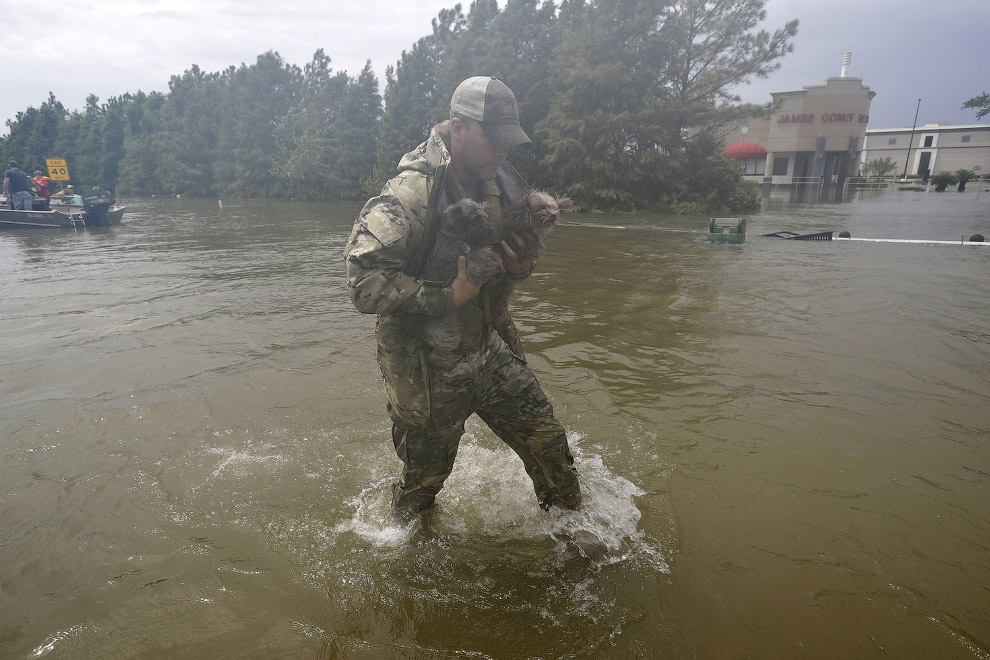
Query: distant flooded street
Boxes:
[{"xmin": 1, "ymin": 189, "xmax": 988, "ymax": 658}]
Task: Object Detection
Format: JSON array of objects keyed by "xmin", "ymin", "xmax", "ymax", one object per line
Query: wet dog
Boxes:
[
  {"xmin": 400, "ymin": 198, "xmax": 504, "ymax": 370},
  {"xmin": 488, "ymin": 190, "xmax": 573, "ymax": 325}
]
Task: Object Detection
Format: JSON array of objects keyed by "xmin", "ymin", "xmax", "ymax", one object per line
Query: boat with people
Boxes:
[
  {"xmin": 1, "ymin": 188, "xmax": 126, "ymax": 228},
  {"xmin": 0, "ymin": 205, "xmax": 86, "ymax": 229}
]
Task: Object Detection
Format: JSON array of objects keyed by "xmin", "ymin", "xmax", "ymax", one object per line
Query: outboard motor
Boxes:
[{"xmin": 82, "ymin": 189, "xmax": 115, "ymax": 226}]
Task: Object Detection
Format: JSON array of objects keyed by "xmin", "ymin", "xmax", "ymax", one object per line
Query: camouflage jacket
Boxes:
[{"xmin": 344, "ymin": 121, "xmax": 529, "ymax": 351}]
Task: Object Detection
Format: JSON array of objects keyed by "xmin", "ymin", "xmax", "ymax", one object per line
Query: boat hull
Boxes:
[
  {"xmin": 0, "ymin": 208, "xmax": 84, "ymax": 229},
  {"xmin": 9, "ymin": 203, "xmax": 128, "ymax": 227}
]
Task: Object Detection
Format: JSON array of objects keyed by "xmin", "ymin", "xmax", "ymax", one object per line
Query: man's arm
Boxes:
[{"xmin": 345, "ymin": 195, "xmax": 457, "ymax": 317}]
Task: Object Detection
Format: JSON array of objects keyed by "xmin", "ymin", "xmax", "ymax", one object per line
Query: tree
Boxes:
[
  {"xmin": 118, "ymin": 91, "xmax": 167, "ymax": 195},
  {"xmin": 954, "ymin": 168, "xmax": 976, "ymax": 192},
  {"xmin": 331, "ymin": 62, "xmax": 382, "ymax": 200},
  {"xmin": 272, "ymin": 50, "xmax": 382, "ymax": 200},
  {"xmin": 434, "ymin": 0, "xmax": 564, "ymax": 187},
  {"xmin": 117, "ymin": 91, "xmax": 163, "ymax": 195},
  {"xmin": 538, "ymin": 0, "xmax": 796, "ymax": 210},
  {"xmin": 365, "ymin": 33, "xmax": 450, "ymax": 195},
  {"xmin": 864, "ymin": 156, "xmax": 897, "ymax": 178},
  {"xmin": 660, "ymin": 0, "xmax": 798, "ymax": 133},
  {"xmin": 930, "ymin": 171, "xmax": 958, "ymax": 192},
  {"xmin": 154, "ymin": 65, "xmax": 225, "ymax": 196},
  {"xmin": 962, "ymin": 92, "xmax": 989, "ymax": 120},
  {"xmin": 273, "ymin": 49, "xmax": 349, "ymax": 199},
  {"xmin": 0, "ymin": 93, "xmax": 68, "ymax": 174},
  {"xmin": 213, "ymin": 52, "xmax": 303, "ymax": 198}
]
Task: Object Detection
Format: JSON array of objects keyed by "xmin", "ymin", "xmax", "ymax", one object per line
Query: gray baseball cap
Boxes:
[{"xmin": 450, "ymin": 76, "xmax": 531, "ymax": 150}]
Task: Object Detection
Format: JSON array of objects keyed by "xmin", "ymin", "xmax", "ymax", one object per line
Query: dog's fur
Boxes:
[
  {"xmin": 488, "ymin": 190, "xmax": 573, "ymax": 326},
  {"xmin": 399, "ymin": 198, "xmax": 504, "ymax": 370}
]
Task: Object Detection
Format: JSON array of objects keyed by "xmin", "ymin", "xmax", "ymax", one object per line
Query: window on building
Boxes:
[
  {"xmin": 923, "ymin": 136, "xmax": 933, "ymax": 147},
  {"xmin": 888, "ymin": 137, "xmax": 897, "ymax": 145},
  {"xmin": 744, "ymin": 158, "xmax": 766, "ymax": 176},
  {"xmin": 772, "ymin": 157, "xmax": 789, "ymax": 176},
  {"xmin": 962, "ymin": 135, "xmax": 971, "ymax": 143}
]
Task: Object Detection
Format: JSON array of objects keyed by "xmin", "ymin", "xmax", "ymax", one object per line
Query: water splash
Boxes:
[{"xmin": 334, "ymin": 432, "xmax": 669, "ymax": 571}]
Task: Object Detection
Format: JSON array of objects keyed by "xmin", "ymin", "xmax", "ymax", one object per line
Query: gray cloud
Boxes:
[{"xmin": 2, "ymin": 0, "xmax": 986, "ymax": 137}]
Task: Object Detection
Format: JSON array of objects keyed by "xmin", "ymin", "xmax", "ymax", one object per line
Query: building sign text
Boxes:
[{"xmin": 778, "ymin": 112, "xmax": 869, "ymax": 125}]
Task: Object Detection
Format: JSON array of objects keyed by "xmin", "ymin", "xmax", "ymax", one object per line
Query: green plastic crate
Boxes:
[{"xmin": 707, "ymin": 217, "xmax": 747, "ymax": 244}]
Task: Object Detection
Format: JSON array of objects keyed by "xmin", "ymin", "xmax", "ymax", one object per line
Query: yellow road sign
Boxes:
[{"xmin": 45, "ymin": 158, "xmax": 71, "ymax": 181}]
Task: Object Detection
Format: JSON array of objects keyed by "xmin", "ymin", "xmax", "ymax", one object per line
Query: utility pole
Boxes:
[{"xmin": 901, "ymin": 98, "xmax": 921, "ymax": 180}]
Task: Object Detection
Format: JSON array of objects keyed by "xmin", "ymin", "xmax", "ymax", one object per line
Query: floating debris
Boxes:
[{"xmin": 707, "ymin": 217, "xmax": 747, "ymax": 244}]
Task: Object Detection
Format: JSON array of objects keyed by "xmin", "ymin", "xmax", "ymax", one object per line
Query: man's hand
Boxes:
[
  {"xmin": 500, "ymin": 232, "xmax": 533, "ymax": 275},
  {"xmin": 450, "ymin": 256, "xmax": 482, "ymax": 309}
]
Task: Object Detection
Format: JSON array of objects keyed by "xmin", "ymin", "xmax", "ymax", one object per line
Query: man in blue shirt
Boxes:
[{"xmin": 3, "ymin": 161, "xmax": 33, "ymax": 210}]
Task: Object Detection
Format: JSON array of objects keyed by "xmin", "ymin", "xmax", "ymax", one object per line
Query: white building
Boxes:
[
  {"xmin": 862, "ymin": 123, "xmax": 990, "ymax": 179},
  {"xmin": 719, "ymin": 53, "xmax": 989, "ymax": 195},
  {"xmin": 721, "ymin": 54, "xmax": 874, "ymax": 198}
]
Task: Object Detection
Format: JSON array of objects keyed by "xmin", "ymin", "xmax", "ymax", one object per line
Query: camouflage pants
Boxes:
[{"xmin": 377, "ymin": 326, "xmax": 581, "ymax": 512}]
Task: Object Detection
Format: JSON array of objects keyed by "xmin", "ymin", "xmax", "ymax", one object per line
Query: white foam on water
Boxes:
[
  {"xmin": 335, "ymin": 431, "xmax": 670, "ymax": 571},
  {"xmin": 188, "ymin": 439, "xmax": 288, "ymax": 493},
  {"xmin": 29, "ymin": 625, "xmax": 88, "ymax": 658},
  {"xmin": 330, "ymin": 477, "xmax": 421, "ymax": 548}
]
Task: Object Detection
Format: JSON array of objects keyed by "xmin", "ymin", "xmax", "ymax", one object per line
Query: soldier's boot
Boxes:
[
  {"xmin": 391, "ymin": 480, "xmax": 441, "ymax": 514},
  {"xmin": 517, "ymin": 431, "xmax": 581, "ymax": 511}
]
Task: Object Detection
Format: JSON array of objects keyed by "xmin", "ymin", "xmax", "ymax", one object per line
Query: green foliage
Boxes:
[
  {"xmin": 962, "ymin": 92, "xmax": 989, "ymax": 120},
  {"xmin": 365, "ymin": 11, "xmax": 454, "ymax": 196},
  {"xmin": 954, "ymin": 168, "xmax": 976, "ymax": 192},
  {"xmin": 864, "ymin": 156, "xmax": 897, "ymax": 178},
  {"xmin": 929, "ymin": 171, "xmax": 958, "ymax": 192},
  {"xmin": 2, "ymin": 0, "xmax": 796, "ymax": 213},
  {"xmin": 212, "ymin": 52, "xmax": 303, "ymax": 199},
  {"xmin": 954, "ymin": 169, "xmax": 975, "ymax": 184},
  {"xmin": 0, "ymin": 92, "xmax": 66, "ymax": 177},
  {"xmin": 536, "ymin": 0, "xmax": 795, "ymax": 210},
  {"xmin": 275, "ymin": 53, "xmax": 382, "ymax": 201}
]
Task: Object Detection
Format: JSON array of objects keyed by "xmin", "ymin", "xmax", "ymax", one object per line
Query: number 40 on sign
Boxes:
[{"xmin": 45, "ymin": 158, "xmax": 71, "ymax": 181}]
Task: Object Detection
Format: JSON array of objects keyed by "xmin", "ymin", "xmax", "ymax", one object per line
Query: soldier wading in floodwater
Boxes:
[{"xmin": 344, "ymin": 76, "xmax": 581, "ymax": 516}]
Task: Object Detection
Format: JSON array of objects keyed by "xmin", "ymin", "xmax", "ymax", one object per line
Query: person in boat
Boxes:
[
  {"xmin": 51, "ymin": 185, "xmax": 83, "ymax": 204},
  {"xmin": 32, "ymin": 171, "xmax": 51, "ymax": 198},
  {"xmin": 3, "ymin": 161, "xmax": 34, "ymax": 210},
  {"xmin": 344, "ymin": 76, "xmax": 581, "ymax": 516}
]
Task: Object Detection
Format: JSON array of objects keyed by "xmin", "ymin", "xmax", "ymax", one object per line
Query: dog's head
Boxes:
[
  {"xmin": 441, "ymin": 199, "xmax": 492, "ymax": 246},
  {"xmin": 514, "ymin": 190, "xmax": 573, "ymax": 242}
]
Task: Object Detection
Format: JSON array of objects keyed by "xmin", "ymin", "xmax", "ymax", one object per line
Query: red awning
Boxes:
[{"xmin": 724, "ymin": 142, "xmax": 767, "ymax": 159}]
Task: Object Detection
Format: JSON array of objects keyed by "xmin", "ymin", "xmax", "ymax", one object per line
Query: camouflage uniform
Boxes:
[{"xmin": 344, "ymin": 121, "xmax": 581, "ymax": 512}]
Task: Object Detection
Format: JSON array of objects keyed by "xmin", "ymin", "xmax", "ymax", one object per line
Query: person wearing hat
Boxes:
[
  {"xmin": 51, "ymin": 184, "xmax": 76, "ymax": 200},
  {"xmin": 32, "ymin": 170, "xmax": 51, "ymax": 199},
  {"xmin": 344, "ymin": 76, "xmax": 581, "ymax": 516},
  {"xmin": 3, "ymin": 161, "xmax": 34, "ymax": 210}
]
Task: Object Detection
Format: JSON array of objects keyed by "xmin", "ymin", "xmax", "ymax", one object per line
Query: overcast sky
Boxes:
[{"xmin": 1, "ymin": 0, "xmax": 987, "ymax": 139}]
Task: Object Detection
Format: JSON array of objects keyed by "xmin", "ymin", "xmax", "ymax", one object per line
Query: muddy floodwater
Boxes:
[{"xmin": 1, "ymin": 189, "xmax": 988, "ymax": 658}]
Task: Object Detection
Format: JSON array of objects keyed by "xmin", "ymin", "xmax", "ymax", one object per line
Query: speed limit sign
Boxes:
[{"xmin": 45, "ymin": 158, "xmax": 71, "ymax": 181}]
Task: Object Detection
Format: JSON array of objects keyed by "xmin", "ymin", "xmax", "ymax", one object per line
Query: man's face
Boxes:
[{"xmin": 452, "ymin": 118, "xmax": 508, "ymax": 185}]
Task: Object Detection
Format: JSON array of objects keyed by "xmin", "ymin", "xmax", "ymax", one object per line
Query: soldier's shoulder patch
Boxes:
[{"xmin": 363, "ymin": 203, "xmax": 405, "ymax": 248}]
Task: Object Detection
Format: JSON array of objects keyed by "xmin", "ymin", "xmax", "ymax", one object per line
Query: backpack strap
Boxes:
[{"xmin": 403, "ymin": 164, "xmax": 450, "ymax": 279}]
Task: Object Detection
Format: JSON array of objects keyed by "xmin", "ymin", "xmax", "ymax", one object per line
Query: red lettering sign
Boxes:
[
  {"xmin": 777, "ymin": 111, "xmax": 870, "ymax": 124},
  {"xmin": 777, "ymin": 113, "xmax": 814, "ymax": 124}
]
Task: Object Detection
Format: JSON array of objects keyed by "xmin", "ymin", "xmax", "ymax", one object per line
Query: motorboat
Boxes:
[
  {"xmin": 0, "ymin": 208, "xmax": 86, "ymax": 228},
  {"xmin": 1, "ymin": 190, "xmax": 126, "ymax": 228}
]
